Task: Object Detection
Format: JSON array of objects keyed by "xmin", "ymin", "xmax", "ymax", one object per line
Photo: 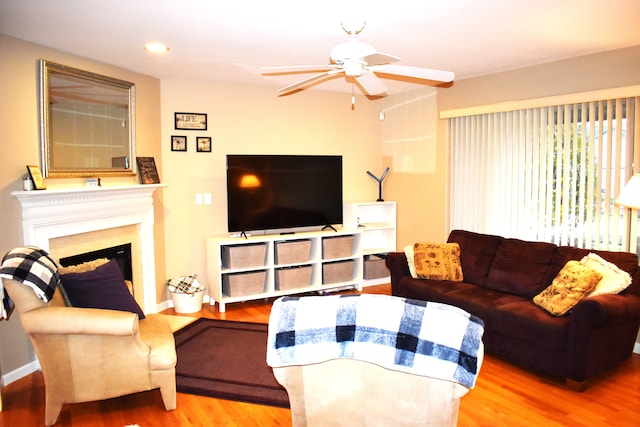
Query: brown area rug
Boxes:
[{"xmin": 174, "ymin": 318, "xmax": 289, "ymax": 408}]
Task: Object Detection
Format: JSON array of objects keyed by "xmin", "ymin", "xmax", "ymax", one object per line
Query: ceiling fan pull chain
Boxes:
[{"xmin": 351, "ymin": 84, "xmax": 355, "ymax": 110}]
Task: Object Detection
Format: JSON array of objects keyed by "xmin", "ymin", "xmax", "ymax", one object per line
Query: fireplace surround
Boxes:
[{"xmin": 12, "ymin": 184, "xmax": 166, "ymax": 313}]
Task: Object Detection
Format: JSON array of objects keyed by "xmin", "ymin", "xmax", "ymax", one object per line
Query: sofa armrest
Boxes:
[
  {"xmin": 571, "ymin": 293, "xmax": 640, "ymax": 329},
  {"xmin": 567, "ymin": 293, "xmax": 640, "ymax": 382},
  {"xmin": 21, "ymin": 306, "xmax": 139, "ymax": 336},
  {"xmin": 386, "ymin": 252, "xmax": 411, "ymax": 285}
]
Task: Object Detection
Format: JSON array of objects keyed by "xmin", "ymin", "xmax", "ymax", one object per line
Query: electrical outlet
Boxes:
[
  {"xmin": 204, "ymin": 193, "xmax": 212, "ymax": 205},
  {"xmin": 195, "ymin": 193, "xmax": 203, "ymax": 205}
]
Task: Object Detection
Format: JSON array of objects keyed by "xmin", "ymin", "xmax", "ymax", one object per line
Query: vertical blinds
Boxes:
[{"xmin": 449, "ymin": 97, "xmax": 638, "ymax": 251}]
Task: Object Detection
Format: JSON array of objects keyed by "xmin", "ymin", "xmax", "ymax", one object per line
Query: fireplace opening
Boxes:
[{"xmin": 59, "ymin": 243, "xmax": 133, "ymax": 282}]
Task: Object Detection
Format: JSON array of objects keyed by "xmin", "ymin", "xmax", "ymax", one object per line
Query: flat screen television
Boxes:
[{"xmin": 226, "ymin": 155, "xmax": 343, "ymax": 233}]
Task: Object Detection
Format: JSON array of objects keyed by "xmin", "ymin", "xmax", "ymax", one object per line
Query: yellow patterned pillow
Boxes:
[
  {"xmin": 533, "ymin": 260, "xmax": 602, "ymax": 316},
  {"xmin": 413, "ymin": 242, "xmax": 463, "ymax": 281},
  {"xmin": 59, "ymin": 258, "xmax": 110, "ymax": 274}
]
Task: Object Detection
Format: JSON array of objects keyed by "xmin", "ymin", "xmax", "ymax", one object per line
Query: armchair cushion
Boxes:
[{"xmin": 61, "ymin": 258, "xmax": 145, "ymax": 319}]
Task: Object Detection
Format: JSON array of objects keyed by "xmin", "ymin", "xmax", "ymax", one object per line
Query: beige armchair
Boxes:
[
  {"xmin": 1, "ymin": 247, "xmax": 176, "ymax": 426},
  {"xmin": 267, "ymin": 294, "xmax": 484, "ymax": 427}
]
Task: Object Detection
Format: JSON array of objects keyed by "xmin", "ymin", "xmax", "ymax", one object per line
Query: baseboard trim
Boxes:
[{"xmin": 2, "ymin": 359, "xmax": 40, "ymax": 387}]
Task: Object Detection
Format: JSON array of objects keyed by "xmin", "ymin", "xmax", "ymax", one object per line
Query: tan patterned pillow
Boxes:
[
  {"xmin": 533, "ymin": 260, "xmax": 602, "ymax": 316},
  {"xmin": 59, "ymin": 258, "xmax": 110, "ymax": 274},
  {"xmin": 413, "ymin": 242, "xmax": 463, "ymax": 281}
]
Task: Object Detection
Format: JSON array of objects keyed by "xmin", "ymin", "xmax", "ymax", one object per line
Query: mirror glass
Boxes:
[{"xmin": 39, "ymin": 60, "xmax": 136, "ymax": 177}]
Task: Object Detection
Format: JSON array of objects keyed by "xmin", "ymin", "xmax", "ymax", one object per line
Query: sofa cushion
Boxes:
[
  {"xmin": 580, "ymin": 253, "xmax": 632, "ymax": 297},
  {"xmin": 61, "ymin": 258, "xmax": 145, "ymax": 319},
  {"xmin": 492, "ymin": 300, "xmax": 571, "ymax": 351},
  {"xmin": 437, "ymin": 286, "xmax": 523, "ymax": 330},
  {"xmin": 447, "ymin": 229, "xmax": 504, "ymax": 287},
  {"xmin": 485, "ymin": 238, "xmax": 557, "ymax": 298},
  {"xmin": 412, "ymin": 242, "xmax": 464, "ymax": 281},
  {"xmin": 533, "ymin": 261, "xmax": 602, "ymax": 316}
]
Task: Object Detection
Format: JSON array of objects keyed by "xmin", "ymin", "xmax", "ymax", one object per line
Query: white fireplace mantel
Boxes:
[{"xmin": 12, "ymin": 184, "xmax": 166, "ymax": 313}]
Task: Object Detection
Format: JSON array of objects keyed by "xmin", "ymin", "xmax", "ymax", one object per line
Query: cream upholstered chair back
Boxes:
[
  {"xmin": 267, "ymin": 294, "xmax": 485, "ymax": 427},
  {"xmin": 0, "ymin": 246, "xmax": 177, "ymax": 426}
]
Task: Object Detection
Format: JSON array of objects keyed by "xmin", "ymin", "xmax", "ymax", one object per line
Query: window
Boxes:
[{"xmin": 448, "ymin": 96, "xmax": 638, "ymax": 252}]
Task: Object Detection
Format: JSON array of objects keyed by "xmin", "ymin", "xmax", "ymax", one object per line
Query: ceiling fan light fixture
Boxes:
[
  {"xmin": 330, "ymin": 39, "xmax": 375, "ymax": 64},
  {"xmin": 344, "ymin": 61, "xmax": 363, "ymax": 77}
]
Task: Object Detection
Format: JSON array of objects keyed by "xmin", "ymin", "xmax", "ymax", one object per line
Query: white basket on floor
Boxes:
[{"xmin": 167, "ymin": 274, "xmax": 206, "ymax": 314}]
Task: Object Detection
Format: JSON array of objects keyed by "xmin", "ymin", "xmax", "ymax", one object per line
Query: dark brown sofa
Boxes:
[{"xmin": 385, "ymin": 229, "xmax": 640, "ymax": 390}]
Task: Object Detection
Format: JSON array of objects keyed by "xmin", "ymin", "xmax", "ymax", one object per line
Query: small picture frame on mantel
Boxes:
[
  {"xmin": 26, "ymin": 165, "xmax": 46, "ymax": 190},
  {"xmin": 136, "ymin": 157, "xmax": 161, "ymax": 184}
]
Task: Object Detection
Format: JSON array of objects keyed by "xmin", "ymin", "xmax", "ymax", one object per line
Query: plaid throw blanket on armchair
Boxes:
[
  {"xmin": 0, "ymin": 246, "xmax": 61, "ymax": 320},
  {"xmin": 267, "ymin": 293, "xmax": 485, "ymax": 389}
]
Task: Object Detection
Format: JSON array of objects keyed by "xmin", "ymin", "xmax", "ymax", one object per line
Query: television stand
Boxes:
[
  {"xmin": 207, "ymin": 229, "xmax": 363, "ymax": 312},
  {"xmin": 322, "ymin": 224, "xmax": 338, "ymax": 232}
]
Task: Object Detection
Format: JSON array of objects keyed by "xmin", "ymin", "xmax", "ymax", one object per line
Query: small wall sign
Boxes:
[{"xmin": 174, "ymin": 112, "xmax": 207, "ymax": 130}]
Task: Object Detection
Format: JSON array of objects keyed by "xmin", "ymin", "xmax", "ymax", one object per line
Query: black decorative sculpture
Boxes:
[{"xmin": 366, "ymin": 167, "xmax": 390, "ymax": 202}]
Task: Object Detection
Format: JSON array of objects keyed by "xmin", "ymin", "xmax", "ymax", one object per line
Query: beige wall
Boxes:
[
  {"xmin": 159, "ymin": 79, "xmax": 384, "ymax": 292},
  {"xmin": 380, "ymin": 88, "xmax": 449, "ymax": 248},
  {"xmin": 0, "ymin": 34, "xmax": 164, "ymax": 376},
  {"xmin": 383, "ymin": 45, "xmax": 640, "ymax": 251}
]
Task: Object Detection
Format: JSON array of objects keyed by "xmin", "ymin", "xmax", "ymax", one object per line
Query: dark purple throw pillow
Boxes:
[{"xmin": 60, "ymin": 258, "xmax": 145, "ymax": 319}]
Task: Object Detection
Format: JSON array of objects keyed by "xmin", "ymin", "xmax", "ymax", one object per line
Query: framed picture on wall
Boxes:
[
  {"xmin": 171, "ymin": 135, "xmax": 187, "ymax": 152},
  {"xmin": 196, "ymin": 137, "xmax": 212, "ymax": 152},
  {"xmin": 175, "ymin": 112, "xmax": 207, "ymax": 130}
]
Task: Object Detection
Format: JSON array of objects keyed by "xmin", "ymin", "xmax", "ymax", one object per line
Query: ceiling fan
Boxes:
[{"xmin": 261, "ymin": 21, "xmax": 455, "ymax": 98}]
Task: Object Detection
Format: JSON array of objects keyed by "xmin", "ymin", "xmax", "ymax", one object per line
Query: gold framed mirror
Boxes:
[{"xmin": 39, "ymin": 60, "xmax": 136, "ymax": 178}]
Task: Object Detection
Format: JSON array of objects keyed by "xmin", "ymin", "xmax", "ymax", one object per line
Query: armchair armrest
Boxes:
[{"xmin": 21, "ymin": 306, "xmax": 139, "ymax": 336}]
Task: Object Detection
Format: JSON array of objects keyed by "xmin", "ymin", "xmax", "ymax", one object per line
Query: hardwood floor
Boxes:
[{"xmin": 1, "ymin": 284, "xmax": 639, "ymax": 426}]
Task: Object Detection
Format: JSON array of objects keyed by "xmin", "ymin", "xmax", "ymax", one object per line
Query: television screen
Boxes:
[{"xmin": 226, "ymin": 155, "xmax": 343, "ymax": 233}]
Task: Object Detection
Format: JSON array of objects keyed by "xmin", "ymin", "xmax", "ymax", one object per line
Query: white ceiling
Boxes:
[{"xmin": 2, "ymin": 0, "xmax": 640, "ymax": 95}]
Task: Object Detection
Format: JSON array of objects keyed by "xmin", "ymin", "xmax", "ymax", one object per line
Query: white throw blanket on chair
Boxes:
[{"xmin": 267, "ymin": 293, "xmax": 485, "ymax": 389}]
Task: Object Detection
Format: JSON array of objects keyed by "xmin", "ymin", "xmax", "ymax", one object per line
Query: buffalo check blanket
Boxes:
[
  {"xmin": 0, "ymin": 246, "xmax": 61, "ymax": 319},
  {"xmin": 267, "ymin": 294, "xmax": 485, "ymax": 389}
]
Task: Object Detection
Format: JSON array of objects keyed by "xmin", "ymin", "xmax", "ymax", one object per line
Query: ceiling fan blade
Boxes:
[
  {"xmin": 362, "ymin": 52, "xmax": 401, "ymax": 66},
  {"xmin": 373, "ymin": 64, "xmax": 455, "ymax": 82},
  {"xmin": 277, "ymin": 69, "xmax": 342, "ymax": 95},
  {"xmin": 261, "ymin": 64, "xmax": 336, "ymax": 75},
  {"xmin": 355, "ymin": 72, "xmax": 387, "ymax": 96}
]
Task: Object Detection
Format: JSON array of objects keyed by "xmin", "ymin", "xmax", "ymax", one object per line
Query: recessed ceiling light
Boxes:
[{"xmin": 143, "ymin": 43, "xmax": 170, "ymax": 53}]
